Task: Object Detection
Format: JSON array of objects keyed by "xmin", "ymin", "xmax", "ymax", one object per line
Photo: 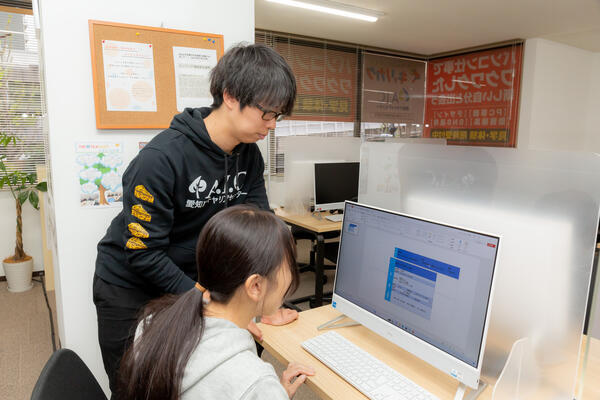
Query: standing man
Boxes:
[{"xmin": 93, "ymin": 43, "xmax": 297, "ymax": 395}]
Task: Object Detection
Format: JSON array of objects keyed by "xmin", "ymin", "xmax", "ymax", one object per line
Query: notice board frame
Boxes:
[{"xmin": 89, "ymin": 20, "xmax": 224, "ymax": 129}]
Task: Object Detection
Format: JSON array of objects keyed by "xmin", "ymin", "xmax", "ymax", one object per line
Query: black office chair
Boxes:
[
  {"xmin": 31, "ymin": 348, "xmax": 107, "ymax": 400},
  {"xmin": 292, "ymin": 226, "xmax": 338, "ymax": 277},
  {"xmin": 288, "ymin": 226, "xmax": 339, "ymax": 309}
]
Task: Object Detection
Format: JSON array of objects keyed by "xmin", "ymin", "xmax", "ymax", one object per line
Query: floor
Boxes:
[
  {"xmin": 0, "ymin": 238, "xmax": 333, "ymax": 400},
  {"xmin": 0, "ymin": 279, "xmax": 58, "ymax": 400}
]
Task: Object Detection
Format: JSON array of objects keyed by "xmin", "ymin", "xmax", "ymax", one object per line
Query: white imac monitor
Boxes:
[
  {"xmin": 313, "ymin": 162, "xmax": 360, "ymax": 212},
  {"xmin": 332, "ymin": 201, "xmax": 501, "ymax": 389}
]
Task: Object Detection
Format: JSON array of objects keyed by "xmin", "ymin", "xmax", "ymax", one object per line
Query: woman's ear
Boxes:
[{"xmin": 244, "ymin": 274, "xmax": 266, "ymax": 302}]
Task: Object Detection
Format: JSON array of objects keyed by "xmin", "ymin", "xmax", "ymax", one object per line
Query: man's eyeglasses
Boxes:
[{"xmin": 255, "ymin": 104, "xmax": 285, "ymax": 122}]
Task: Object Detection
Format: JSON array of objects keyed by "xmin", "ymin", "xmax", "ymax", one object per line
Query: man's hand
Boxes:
[
  {"xmin": 247, "ymin": 309, "xmax": 299, "ymax": 341},
  {"xmin": 247, "ymin": 320, "xmax": 263, "ymax": 341},
  {"xmin": 280, "ymin": 362, "xmax": 315, "ymax": 398},
  {"xmin": 261, "ymin": 308, "xmax": 299, "ymax": 326}
]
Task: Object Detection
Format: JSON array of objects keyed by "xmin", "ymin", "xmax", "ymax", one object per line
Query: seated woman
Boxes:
[{"xmin": 118, "ymin": 205, "xmax": 315, "ymax": 400}]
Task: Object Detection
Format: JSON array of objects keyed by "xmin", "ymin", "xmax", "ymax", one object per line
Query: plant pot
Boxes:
[{"xmin": 3, "ymin": 256, "xmax": 33, "ymax": 292}]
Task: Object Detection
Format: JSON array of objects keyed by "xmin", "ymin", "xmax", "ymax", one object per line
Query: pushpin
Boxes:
[{"xmin": 136, "ymin": 32, "xmax": 140, "ymax": 36}]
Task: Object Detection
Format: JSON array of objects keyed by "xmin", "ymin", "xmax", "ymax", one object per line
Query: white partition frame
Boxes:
[{"xmin": 359, "ymin": 142, "xmax": 600, "ymax": 398}]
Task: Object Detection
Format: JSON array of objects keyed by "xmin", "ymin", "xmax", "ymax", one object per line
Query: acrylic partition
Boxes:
[
  {"xmin": 577, "ymin": 253, "xmax": 600, "ymax": 400},
  {"xmin": 358, "ymin": 142, "xmax": 600, "ymax": 399},
  {"xmin": 280, "ymin": 136, "xmax": 361, "ymax": 214}
]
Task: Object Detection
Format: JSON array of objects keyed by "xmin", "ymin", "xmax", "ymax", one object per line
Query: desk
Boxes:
[
  {"xmin": 275, "ymin": 210, "xmax": 342, "ymax": 307},
  {"xmin": 258, "ymin": 306, "xmax": 600, "ymax": 400}
]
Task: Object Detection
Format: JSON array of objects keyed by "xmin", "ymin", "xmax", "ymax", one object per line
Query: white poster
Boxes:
[
  {"xmin": 102, "ymin": 40, "xmax": 157, "ymax": 112},
  {"xmin": 173, "ymin": 46, "xmax": 217, "ymax": 111},
  {"xmin": 76, "ymin": 142, "xmax": 124, "ymax": 208}
]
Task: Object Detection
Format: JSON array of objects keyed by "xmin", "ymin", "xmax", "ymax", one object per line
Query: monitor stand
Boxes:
[
  {"xmin": 317, "ymin": 314, "xmax": 360, "ymax": 330},
  {"xmin": 312, "ymin": 209, "xmax": 343, "ymax": 220},
  {"xmin": 455, "ymin": 381, "xmax": 488, "ymax": 400}
]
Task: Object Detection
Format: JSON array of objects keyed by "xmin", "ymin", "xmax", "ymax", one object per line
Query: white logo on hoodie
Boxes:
[
  {"xmin": 186, "ymin": 172, "xmax": 248, "ymax": 208},
  {"xmin": 188, "ymin": 176, "xmax": 208, "ymax": 198}
]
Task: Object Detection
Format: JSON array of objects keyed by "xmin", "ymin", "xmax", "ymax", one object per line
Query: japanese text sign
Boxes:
[
  {"xmin": 362, "ymin": 53, "xmax": 426, "ymax": 124},
  {"xmin": 275, "ymin": 41, "xmax": 357, "ymax": 122},
  {"xmin": 424, "ymin": 44, "xmax": 523, "ymax": 146}
]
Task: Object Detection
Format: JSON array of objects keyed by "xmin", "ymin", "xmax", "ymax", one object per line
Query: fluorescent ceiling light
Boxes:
[{"xmin": 266, "ymin": 0, "xmax": 383, "ymax": 22}]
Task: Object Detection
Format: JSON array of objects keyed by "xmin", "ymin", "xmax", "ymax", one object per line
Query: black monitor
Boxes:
[{"xmin": 313, "ymin": 162, "xmax": 360, "ymax": 212}]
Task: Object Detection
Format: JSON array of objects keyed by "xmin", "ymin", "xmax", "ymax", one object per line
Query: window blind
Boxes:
[
  {"xmin": 0, "ymin": 9, "xmax": 46, "ymax": 180},
  {"xmin": 256, "ymin": 30, "xmax": 360, "ymax": 174}
]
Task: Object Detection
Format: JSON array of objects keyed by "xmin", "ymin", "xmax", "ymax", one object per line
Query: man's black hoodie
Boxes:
[{"xmin": 95, "ymin": 107, "xmax": 269, "ymax": 295}]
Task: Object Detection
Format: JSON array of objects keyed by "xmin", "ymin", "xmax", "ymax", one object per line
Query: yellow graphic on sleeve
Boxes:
[
  {"xmin": 134, "ymin": 185, "xmax": 154, "ymax": 204},
  {"xmin": 131, "ymin": 204, "xmax": 151, "ymax": 222},
  {"xmin": 128, "ymin": 223, "xmax": 149, "ymax": 238},
  {"xmin": 126, "ymin": 237, "xmax": 147, "ymax": 250}
]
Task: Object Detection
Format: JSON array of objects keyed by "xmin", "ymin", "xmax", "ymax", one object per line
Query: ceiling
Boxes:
[{"xmin": 255, "ymin": 0, "xmax": 600, "ymax": 55}]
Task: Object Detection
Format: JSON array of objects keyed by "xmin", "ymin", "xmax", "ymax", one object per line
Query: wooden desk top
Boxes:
[
  {"xmin": 275, "ymin": 209, "xmax": 342, "ymax": 234},
  {"xmin": 258, "ymin": 306, "xmax": 600, "ymax": 400},
  {"xmin": 259, "ymin": 306, "xmax": 457, "ymax": 399}
]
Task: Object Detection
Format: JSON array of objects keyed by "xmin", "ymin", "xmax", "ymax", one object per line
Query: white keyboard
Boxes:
[
  {"xmin": 325, "ymin": 214, "xmax": 344, "ymax": 222},
  {"xmin": 302, "ymin": 331, "xmax": 439, "ymax": 400}
]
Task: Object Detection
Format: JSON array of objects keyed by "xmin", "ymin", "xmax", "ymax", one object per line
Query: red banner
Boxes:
[
  {"xmin": 275, "ymin": 42, "xmax": 357, "ymax": 122},
  {"xmin": 424, "ymin": 45, "xmax": 523, "ymax": 147}
]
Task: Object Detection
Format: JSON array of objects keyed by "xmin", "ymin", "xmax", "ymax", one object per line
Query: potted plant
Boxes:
[{"xmin": 0, "ymin": 131, "xmax": 47, "ymax": 292}]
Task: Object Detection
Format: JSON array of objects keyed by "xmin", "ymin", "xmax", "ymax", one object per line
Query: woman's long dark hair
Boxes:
[{"xmin": 117, "ymin": 205, "xmax": 299, "ymax": 400}]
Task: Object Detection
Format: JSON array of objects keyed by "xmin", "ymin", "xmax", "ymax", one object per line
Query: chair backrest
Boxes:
[{"xmin": 31, "ymin": 348, "xmax": 107, "ymax": 400}]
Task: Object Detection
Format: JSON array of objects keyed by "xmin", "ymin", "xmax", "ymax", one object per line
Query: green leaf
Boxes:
[
  {"xmin": 18, "ymin": 190, "xmax": 29, "ymax": 205},
  {"xmin": 0, "ymin": 160, "xmax": 5, "ymax": 171},
  {"xmin": 9, "ymin": 174, "xmax": 19, "ymax": 186},
  {"xmin": 26, "ymin": 173, "xmax": 36, "ymax": 184},
  {"xmin": 79, "ymin": 178, "xmax": 88, "ymax": 185},
  {"xmin": 0, "ymin": 133, "xmax": 18, "ymax": 147},
  {"xmin": 35, "ymin": 181, "xmax": 47, "ymax": 192},
  {"xmin": 92, "ymin": 162, "xmax": 111, "ymax": 174},
  {"xmin": 29, "ymin": 190, "xmax": 39, "ymax": 209}
]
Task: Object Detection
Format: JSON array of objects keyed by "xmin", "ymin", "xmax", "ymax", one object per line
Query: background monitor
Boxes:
[
  {"xmin": 314, "ymin": 162, "xmax": 360, "ymax": 212},
  {"xmin": 332, "ymin": 201, "xmax": 500, "ymax": 389}
]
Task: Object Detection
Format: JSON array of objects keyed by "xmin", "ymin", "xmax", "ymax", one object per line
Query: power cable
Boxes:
[{"xmin": 33, "ymin": 274, "xmax": 58, "ymax": 352}]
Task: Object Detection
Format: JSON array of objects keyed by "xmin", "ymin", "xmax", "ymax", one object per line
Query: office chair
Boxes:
[
  {"xmin": 292, "ymin": 226, "xmax": 338, "ymax": 277},
  {"xmin": 288, "ymin": 226, "xmax": 339, "ymax": 309},
  {"xmin": 31, "ymin": 348, "xmax": 107, "ymax": 400}
]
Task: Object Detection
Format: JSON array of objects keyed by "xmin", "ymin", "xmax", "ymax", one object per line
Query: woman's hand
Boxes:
[
  {"xmin": 280, "ymin": 362, "xmax": 315, "ymax": 398},
  {"xmin": 260, "ymin": 308, "xmax": 299, "ymax": 326}
]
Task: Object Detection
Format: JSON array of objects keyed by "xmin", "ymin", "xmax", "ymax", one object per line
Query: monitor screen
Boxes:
[
  {"xmin": 314, "ymin": 162, "xmax": 360, "ymax": 211},
  {"xmin": 333, "ymin": 202, "xmax": 499, "ymax": 372}
]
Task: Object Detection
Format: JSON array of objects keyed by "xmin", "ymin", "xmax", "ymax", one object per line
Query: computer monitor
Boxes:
[
  {"xmin": 313, "ymin": 162, "xmax": 360, "ymax": 212},
  {"xmin": 331, "ymin": 201, "xmax": 500, "ymax": 389}
]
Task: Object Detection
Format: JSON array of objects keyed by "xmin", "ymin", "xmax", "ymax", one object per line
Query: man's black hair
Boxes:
[{"xmin": 210, "ymin": 43, "xmax": 297, "ymax": 115}]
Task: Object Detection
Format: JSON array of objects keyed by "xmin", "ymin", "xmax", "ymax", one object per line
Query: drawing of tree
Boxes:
[{"xmin": 78, "ymin": 152, "xmax": 123, "ymax": 205}]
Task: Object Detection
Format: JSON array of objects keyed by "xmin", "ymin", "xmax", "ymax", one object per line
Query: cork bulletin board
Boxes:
[{"xmin": 89, "ymin": 20, "xmax": 224, "ymax": 129}]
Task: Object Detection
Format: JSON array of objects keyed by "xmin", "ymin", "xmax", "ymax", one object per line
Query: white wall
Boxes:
[
  {"xmin": 517, "ymin": 38, "xmax": 598, "ymax": 151},
  {"xmin": 584, "ymin": 53, "xmax": 600, "ymax": 152},
  {"xmin": 37, "ymin": 0, "xmax": 255, "ymax": 394},
  {"xmin": 0, "ymin": 192, "xmax": 43, "ymax": 275}
]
